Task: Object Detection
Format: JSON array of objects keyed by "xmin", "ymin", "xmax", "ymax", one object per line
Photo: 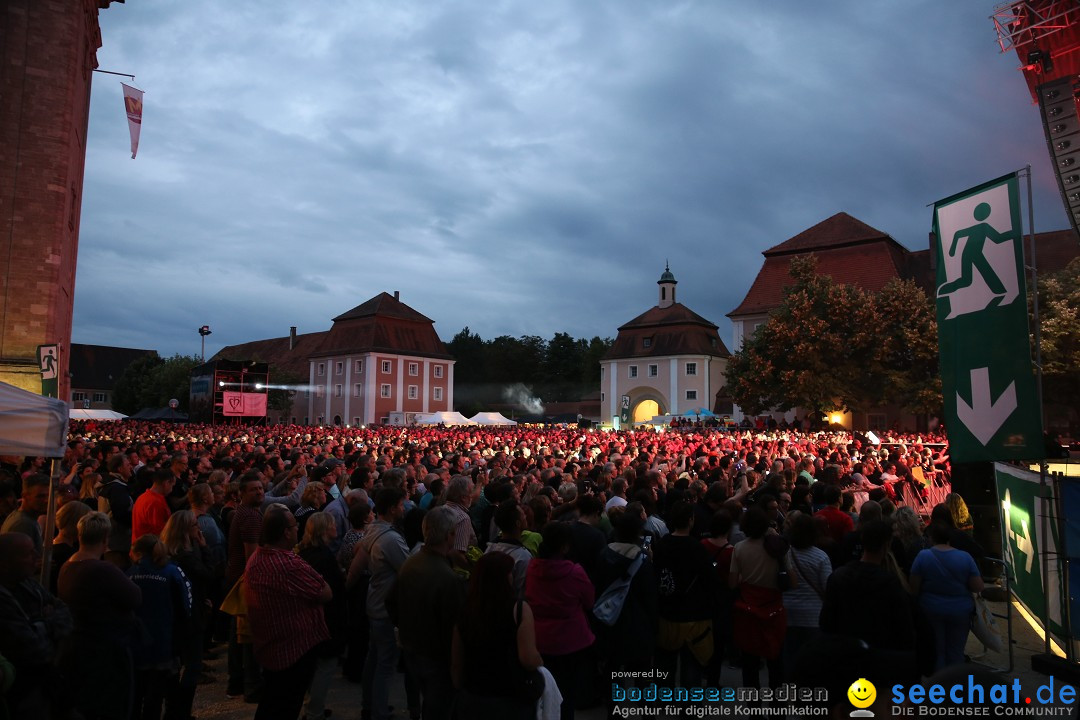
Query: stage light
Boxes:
[{"xmin": 219, "ymin": 381, "xmax": 225, "ymax": 387}]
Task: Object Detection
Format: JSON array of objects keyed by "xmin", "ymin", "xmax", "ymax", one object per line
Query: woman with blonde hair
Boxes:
[
  {"xmin": 161, "ymin": 510, "xmax": 214, "ymax": 720},
  {"xmin": 50, "ymin": 500, "xmax": 91, "ymax": 593},
  {"xmin": 944, "ymin": 493, "xmax": 973, "ymax": 535},
  {"xmin": 78, "ymin": 471, "xmax": 101, "ymax": 509},
  {"xmin": 297, "ymin": 512, "xmax": 346, "ymax": 720},
  {"xmin": 890, "ymin": 505, "xmax": 925, "ymax": 574}
]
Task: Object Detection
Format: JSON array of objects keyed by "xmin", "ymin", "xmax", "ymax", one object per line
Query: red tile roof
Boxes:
[
  {"xmin": 311, "ymin": 314, "xmax": 451, "ymax": 360},
  {"xmin": 214, "ymin": 331, "xmax": 326, "ymax": 379},
  {"xmin": 731, "ymin": 214, "xmax": 1080, "ymax": 319},
  {"xmin": 604, "ymin": 303, "xmax": 729, "ymax": 360},
  {"xmin": 332, "ymin": 292, "xmax": 434, "ymax": 324},
  {"xmin": 1033, "ymin": 229, "xmax": 1080, "ymax": 274},
  {"xmin": 729, "ymin": 243, "xmax": 910, "ymax": 317},
  {"xmin": 763, "ymin": 212, "xmax": 894, "ymax": 255},
  {"xmin": 214, "ymin": 292, "xmax": 452, "ymax": 373}
]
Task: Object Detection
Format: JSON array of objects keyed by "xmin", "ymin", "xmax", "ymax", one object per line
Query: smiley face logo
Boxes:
[{"xmin": 848, "ymin": 678, "xmax": 876, "ymax": 714}]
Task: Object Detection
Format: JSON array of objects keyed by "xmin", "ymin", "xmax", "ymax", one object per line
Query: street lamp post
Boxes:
[{"xmin": 198, "ymin": 325, "xmax": 212, "ymax": 362}]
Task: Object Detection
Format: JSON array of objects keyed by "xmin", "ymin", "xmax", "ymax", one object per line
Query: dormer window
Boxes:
[{"xmin": 643, "ymin": 337, "xmax": 652, "ymax": 349}]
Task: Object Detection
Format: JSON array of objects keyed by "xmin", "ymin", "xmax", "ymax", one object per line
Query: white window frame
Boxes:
[
  {"xmin": 648, "ymin": 364, "xmax": 658, "ymax": 377},
  {"xmin": 72, "ymin": 391, "xmax": 86, "ymax": 401},
  {"xmin": 643, "ymin": 337, "xmax": 652, "ymax": 348},
  {"xmin": 686, "ymin": 390, "xmax": 698, "ymax": 401},
  {"xmin": 93, "ymin": 392, "xmax": 107, "ymax": 403},
  {"xmin": 408, "ymin": 385, "xmax": 418, "ymax": 400},
  {"xmin": 686, "ymin": 362, "xmax": 697, "ymax": 376},
  {"xmin": 408, "ymin": 362, "xmax": 419, "ymax": 376},
  {"xmin": 380, "ymin": 383, "xmax": 391, "ymax": 398},
  {"xmin": 317, "ymin": 363, "xmax": 326, "ymax": 377},
  {"xmin": 316, "ymin": 386, "xmax": 324, "ymax": 398},
  {"xmin": 433, "ymin": 387, "xmax": 443, "ymax": 401},
  {"xmin": 381, "ymin": 360, "xmax": 392, "ymax": 374},
  {"xmin": 628, "ymin": 365, "xmax": 638, "ymax": 379},
  {"xmin": 434, "ymin": 365, "xmax": 444, "ymax": 379},
  {"xmin": 355, "ymin": 359, "xmax": 364, "ymax": 373},
  {"xmin": 354, "ymin": 383, "xmax": 362, "ymax": 397},
  {"xmin": 334, "ymin": 384, "xmax": 342, "ymax": 398},
  {"xmin": 335, "ymin": 361, "xmax": 343, "ymax": 375}
]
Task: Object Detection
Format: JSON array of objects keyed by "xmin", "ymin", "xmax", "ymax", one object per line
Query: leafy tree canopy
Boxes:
[
  {"xmin": 725, "ymin": 255, "xmax": 941, "ymax": 416},
  {"xmin": 113, "ymin": 353, "xmax": 202, "ymax": 414},
  {"xmin": 446, "ymin": 328, "xmax": 613, "ymax": 415},
  {"xmin": 1036, "ymin": 256, "xmax": 1080, "ymax": 421}
]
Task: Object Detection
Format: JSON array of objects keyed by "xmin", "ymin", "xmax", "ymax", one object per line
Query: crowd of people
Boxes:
[{"xmin": 0, "ymin": 420, "xmax": 974, "ymax": 720}]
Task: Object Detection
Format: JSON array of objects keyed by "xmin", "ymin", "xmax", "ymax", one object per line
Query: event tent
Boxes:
[
  {"xmin": 69, "ymin": 408, "xmax": 127, "ymax": 420},
  {"xmin": 468, "ymin": 411, "xmax": 518, "ymax": 426},
  {"xmin": 130, "ymin": 407, "xmax": 189, "ymax": 421},
  {"xmin": 414, "ymin": 411, "xmax": 474, "ymax": 426},
  {"xmin": 0, "ymin": 381, "xmax": 69, "ymax": 457}
]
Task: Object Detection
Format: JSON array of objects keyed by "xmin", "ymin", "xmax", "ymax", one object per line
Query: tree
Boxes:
[
  {"xmin": 580, "ymin": 336, "xmax": 614, "ymax": 388},
  {"xmin": 267, "ymin": 367, "xmax": 304, "ymax": 414},
  {"xmin": 445, "ymin": 327, "xmax": 613, "ymax": 407},
  {"xmin": 113, "ymin": 353, "xmax": 202, "ymax": 413},
  {"xmin": 1036, "ymin": 257, "xmax": 1080, "ymax": 422},
  {"xmin": 113, "ymin": 353, "xmax": 163, "ymax": 415},
  {"xmin": 542, "ymin": 332, "xmax": 584, "ymax": 401},
  {"xmin": 876, "ymin": 277, "xmax": 941, "ymax": 414},
  {"xmin": 725, "ymin": 255, "xmax": 941, "ymax": 416},
  {"xmin": 446, "ymin": 327, "xmax": 486, "ymax": 386}
]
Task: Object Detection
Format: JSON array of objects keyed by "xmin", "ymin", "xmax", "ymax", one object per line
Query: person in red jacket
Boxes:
[
  {"xmin": 131, "ymin": 468, "xmax": 174, "ymax": 542},
  {"xmin": 814, "ymin": 484, "xmax": 854, "ymax": 543}
]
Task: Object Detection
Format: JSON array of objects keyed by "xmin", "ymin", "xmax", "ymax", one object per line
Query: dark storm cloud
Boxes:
[{"xmin": 75, "ymin": 1, "xmax": 1068, "ymax": 360}]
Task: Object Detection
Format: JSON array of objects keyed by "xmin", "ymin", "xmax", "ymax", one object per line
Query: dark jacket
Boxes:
[
  {"xmin": 652, "ymin": 533, "xmax": 716, "ymax": 622},
  {"xmin": 819, "ymin": 561, "xmax": 916, "ymax": 652},
  {"xmin": 592, "ymin": 545, "xmax": 657, "ymax": 663},
  {"xmin": 97, "ymin": 475, "xmax": 133, "ymax": 552}
]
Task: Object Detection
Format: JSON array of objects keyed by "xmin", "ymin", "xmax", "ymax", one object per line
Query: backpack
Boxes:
[{"xmin": 592, "ymin": 552, "xmax": 645, "ymax": 626}]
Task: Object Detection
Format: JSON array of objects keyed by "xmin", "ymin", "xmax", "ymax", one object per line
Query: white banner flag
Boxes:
[{"xmin": 121, "ymin": 83, "xmax": 144, "ymax": 159}]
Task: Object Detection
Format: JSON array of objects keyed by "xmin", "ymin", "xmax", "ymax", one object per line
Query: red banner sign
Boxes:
[{"xmin": 222, "ymin": 391, "xmax": 267, "ymax": 417}]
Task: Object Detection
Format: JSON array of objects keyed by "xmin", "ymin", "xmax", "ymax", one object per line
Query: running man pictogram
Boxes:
[{"xmin": 937, "ymin": 201, "xmax": 1016, "ymax": 302}]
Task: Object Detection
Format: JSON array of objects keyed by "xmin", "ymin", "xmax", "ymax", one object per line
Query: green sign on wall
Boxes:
[
  {"xmin": 37, "ymin": 344, "xmax": 59, "ymax": 399},
  {"xmin": 995, "ymin": 462, "xmax": 1065, "ymax": 639},
  {"xmin": 933, "ymin": 174, "xmax": 1044, "ymax": 463}
]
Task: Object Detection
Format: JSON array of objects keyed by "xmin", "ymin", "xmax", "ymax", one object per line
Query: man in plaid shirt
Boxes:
[{"xmin": 245, "ymin": 503, "xmax": 332, "ymax": 720}]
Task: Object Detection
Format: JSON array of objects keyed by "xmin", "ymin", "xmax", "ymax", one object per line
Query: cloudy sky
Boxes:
[{"xmin": 76, "ymin": 1, "xmax": 1067, "ymax": 359}]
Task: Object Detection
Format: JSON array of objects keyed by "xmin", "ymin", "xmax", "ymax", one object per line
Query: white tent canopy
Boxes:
[
  {"xmin": 0, "ymin": 382, "xmax": 69, "ymax": 456},
  {"xmin": 468, "ymin": 411, "xmax": 518, "ymax": 426},
  {"xmin": 69, "ymin": 408, "xmax": 127, "ymax": 420},
  {"xmin": 414, "ymin": 411, "xmax": 474, "ymax": 426}
]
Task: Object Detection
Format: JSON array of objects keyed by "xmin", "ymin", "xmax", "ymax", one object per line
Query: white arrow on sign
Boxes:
[{"xmin": 956, "ymin": 367, "xmax": 1017, "ymax": 445}]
